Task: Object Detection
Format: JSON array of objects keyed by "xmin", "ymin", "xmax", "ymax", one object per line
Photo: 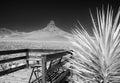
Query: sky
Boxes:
[{"xmin": 0, "ymin": 0, "xmax": 119, "ymax": 33}]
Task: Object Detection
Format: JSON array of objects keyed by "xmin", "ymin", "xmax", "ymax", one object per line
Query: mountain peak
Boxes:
[
  {"xmin": 42, "ymin": 20, "xmax": 62, "ymax": 32},
  {"xmin": 47, "ymin": 20, "xmax": 55, "ymax": 26}
]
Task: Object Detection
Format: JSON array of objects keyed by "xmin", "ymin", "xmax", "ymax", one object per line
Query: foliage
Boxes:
[{"xmin": 67, "ymin": 6, "xmax": 120, "ymax": 83}]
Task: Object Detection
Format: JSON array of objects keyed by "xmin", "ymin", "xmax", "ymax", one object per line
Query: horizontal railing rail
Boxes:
[
  {"xmin": 44, "ymin": 51, "xmax": 72, "ymax": 61},
  {"xmin": 29, "ymin": 49, "xmax": 64, "ymax": 53},
  {"xmin": 0, "ymin": 64, "xmax": 26, "ymax": 76},
  {"xmin": 0, "ymin": 56, "xmax": 27, "ymax": 64},
  {"xmin": 0, "ymin": 49, "xmax": 64, "ymax": 56},
  {"xmin": 0, "ymin": 49, "xmax": 28, "ymax": 56}
]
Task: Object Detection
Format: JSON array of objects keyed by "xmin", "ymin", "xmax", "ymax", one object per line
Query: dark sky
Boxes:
[{"xmin": 0, "ymin": 0, "xmax": 119, "ymax": 33}]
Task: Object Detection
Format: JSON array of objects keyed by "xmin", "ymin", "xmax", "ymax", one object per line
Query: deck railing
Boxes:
[{"xmin": 0, "ymin": 49, "xmax": 72, "ymax": 83}]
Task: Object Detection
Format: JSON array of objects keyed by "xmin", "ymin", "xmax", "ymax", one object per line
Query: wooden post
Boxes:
[
  {"xmin": 42, "ymin": 55, "xmax": 46, "ymax": 83},
  {"xmin": 26, "ymin": 49, "xmax": 29, "ymax": 68}
]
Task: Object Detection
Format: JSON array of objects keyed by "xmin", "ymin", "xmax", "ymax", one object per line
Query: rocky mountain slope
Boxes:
[{"xmin": 0, "ymin": 20, "xmax": 71, "ymax": 42}]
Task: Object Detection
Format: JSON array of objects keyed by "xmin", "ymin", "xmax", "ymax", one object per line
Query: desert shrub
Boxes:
[{"xmin": 67, "ymin": 6, "xmax": 120, "ymax": 83}]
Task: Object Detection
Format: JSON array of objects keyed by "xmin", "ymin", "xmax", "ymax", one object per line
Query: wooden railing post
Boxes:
[
  {"xmin": 26, "ymin": 49, "xmax": 29, "ymax": 68},
  {"xmin": 42, "ymin": 55, "xmax": 46, "ymax": 83}
]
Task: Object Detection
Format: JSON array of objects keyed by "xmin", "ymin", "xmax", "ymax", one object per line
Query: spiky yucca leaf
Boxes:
[{"xmin": 68, "ymin": 7, "xmax": 120, "ymax": 83}]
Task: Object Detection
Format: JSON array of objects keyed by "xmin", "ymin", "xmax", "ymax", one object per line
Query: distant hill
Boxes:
[
  {"xmin": 0, "ymin": 28, "xmax": 26, "ymax": 38},
  {"xmin": 0, "ymin": 20, "xmax": 73, "ymax": 49},
  {"xmin": 0, "ymin": 28, "xmax": 13, "ymax": 37},
  {"xmin": 0, "ymin": 20, "xmax": 72, "ymax": 42}
]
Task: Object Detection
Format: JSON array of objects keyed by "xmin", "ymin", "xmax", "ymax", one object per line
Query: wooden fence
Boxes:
[{"xmin": 0, "ymin": 49, "xmax": 72, "ymax": 83}]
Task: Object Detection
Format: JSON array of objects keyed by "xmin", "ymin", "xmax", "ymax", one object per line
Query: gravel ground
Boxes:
[{"xmin": 0, "ymin": 68, "xmax": 41, "ymax": 83}]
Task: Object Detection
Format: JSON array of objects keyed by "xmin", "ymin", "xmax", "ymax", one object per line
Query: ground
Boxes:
[{"xmin": 0, "ymin": 68, "xmax": 40, "ymax": 83}]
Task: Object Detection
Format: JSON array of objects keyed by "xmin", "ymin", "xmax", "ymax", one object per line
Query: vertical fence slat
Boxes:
[
  {"xmin": 26, "ymin": 49, "xmax": 29, "ymax": 68},
  {"xmin": 42, "ymin": 55, "xmax": 46, "ymax": 83}
]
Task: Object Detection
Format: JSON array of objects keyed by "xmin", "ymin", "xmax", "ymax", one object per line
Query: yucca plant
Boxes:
[{"xmin": 67, "ymin": 6, "xmax": 120, "ymax": 83}]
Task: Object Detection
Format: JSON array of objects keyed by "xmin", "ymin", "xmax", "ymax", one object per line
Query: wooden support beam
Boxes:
[
  {"xmin": 42, "ymin": 56, "xmax": 47, "ymax": 83},
  {"xmin": 26, "ymin": 51, "xmax": 29, "ymax": 68}
]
